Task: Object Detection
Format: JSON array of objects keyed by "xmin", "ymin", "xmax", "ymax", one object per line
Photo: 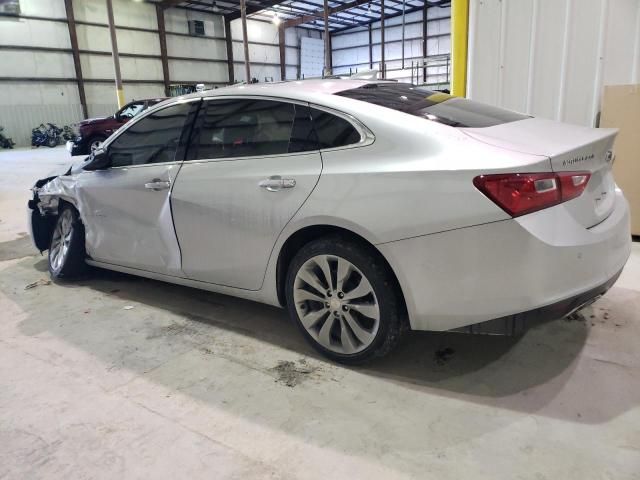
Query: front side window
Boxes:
[
  {"xmin": 336, "ymin": 83, "xmax": 530, "ymax": 128},
  {"xmin": 108, "ymin": 102, "xmax": 192, "ymax": 168},
  {"xmin": 189, "ymin": 99, "xmax": 302, "ymax": 160}
]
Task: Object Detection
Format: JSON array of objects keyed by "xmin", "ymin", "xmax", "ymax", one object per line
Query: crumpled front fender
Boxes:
[{"xmin": 28, "ymin": 172, "xmax": 81, "ymax": 252}]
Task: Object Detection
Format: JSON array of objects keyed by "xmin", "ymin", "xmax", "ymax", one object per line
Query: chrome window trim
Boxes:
[
  {"xmin": 195, "ymin": 95, "xmax": 375, "ymax": 158},
  {"xmin": 201, "ymin": 95, "xmax": 310, "ymax": 108},
  {"xmin": 85, "ymin": 161, "xmax": 184, "ymax": 173},
  {"xmin": 183, "ymin": 151, "xmax": 318, "ymax": 166},
  {"xmin": 97, "ymin": 95, "xmax": 375, "ymax": 170}
]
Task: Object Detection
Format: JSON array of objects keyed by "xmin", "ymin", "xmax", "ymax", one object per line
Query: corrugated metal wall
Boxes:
[
  {"xmin": 0, "ymin": 0, "xmax": 314, "ymax": 146},
  {"xmin": 331, "ymin": 6, "xmax": 451, "ymax": 87},
  {"xmin": 467, "ymin": 0, "xmax": 640, "ymax": 127}
]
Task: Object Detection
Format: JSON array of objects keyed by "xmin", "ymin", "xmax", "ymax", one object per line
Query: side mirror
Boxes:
[{"xmin": 83, "ymin": 148, "xmax": 110, "ymax": 171}]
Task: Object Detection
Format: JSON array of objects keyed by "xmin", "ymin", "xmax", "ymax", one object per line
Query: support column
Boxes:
[
  {"xmin": 368, "ymin": 23, "xmax": 373, "ymax": 70},
  {"xmin": 224, "ymin": 17, "xmax": 235, "ymax": 84},
  {"xmin": 401, "ymin": 0, "xmax": 405, "ymax": 70},
  {"xmin": 240, "ymin": 0, "xmax": 251, "ymax": 82},
  {"xmin": 451, "ymin": 0, "xmax": 470, "ymax": 97},
  {"xmin": 156, "ymin": 5, "xmax": 170, "ymax": 97},
  {"xmin": 328, "ymin": 30, "xmax": 333, "ymax": 73},
  {"xmin": 106, "ymin": 0, "xmax": 125, "ymax": 108},
  {"xmin": 380, "ymin": 0, "xmax": 385, "ymax": 79},
  {"xmin": 422, "ymin": 0, "xmax": 428, "ymax": 83},
  {"xmin": 64, "ymin": 0, "xmax": 87, "ymax": 118},
  {"xmin": 323, "ymin": 0, "xmax": 331, "ymax": 76},
  {"xmin": 278, "ymin": 23, "xmax": 286, "ymax": 80}
]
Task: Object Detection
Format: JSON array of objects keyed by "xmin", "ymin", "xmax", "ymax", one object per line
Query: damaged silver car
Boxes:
[{"xmin": 29, "ymin": 80, "xmax": 631, "ymax": 364}]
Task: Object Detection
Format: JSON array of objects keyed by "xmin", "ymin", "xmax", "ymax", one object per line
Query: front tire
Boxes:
[
  {"xmin": 88, "ymin": 136, "xmax": 106, "ymax": 152},
  {"xmin": 48, "ymin": 206, "xmax": 87, "ymax": 279},
  {"xmin": 285, "ymin": 236, "xmax": 404, "ymax": 364}
]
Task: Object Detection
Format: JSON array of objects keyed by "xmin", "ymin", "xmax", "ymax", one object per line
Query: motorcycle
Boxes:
[
  {"xmin": 31, "ymin": 123, "xmax": 62, "ymax": 148},
  {"xmin": 0, "ymin": 127, "xmax": 15, "ymax": 149},
  {"xmin": 62, "ymin": 125, "xmax": 77, "ymax": 142}
]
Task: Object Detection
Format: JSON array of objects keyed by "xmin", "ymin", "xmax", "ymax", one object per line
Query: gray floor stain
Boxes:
[
  {"xmin": 270, "ymin": 359, "xmax": 318, "ymax": 387},
  {"xmin": 0, "ymin": 234, "xmax": 37, "ymax": 261}
]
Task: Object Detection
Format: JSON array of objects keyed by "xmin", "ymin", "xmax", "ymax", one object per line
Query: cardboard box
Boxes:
[{"xmin": 600, "ymin": 84, "xmax": 640, "ymax": 236}]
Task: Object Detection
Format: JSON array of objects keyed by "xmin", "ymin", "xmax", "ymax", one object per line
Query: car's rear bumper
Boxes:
[
  {"xmin": 449, "ymin": 266, "xmax": 622, "ymax": 335},
  {"xmin": 378, "ymin": 189, "xmax": 632, "ymax": 331}
]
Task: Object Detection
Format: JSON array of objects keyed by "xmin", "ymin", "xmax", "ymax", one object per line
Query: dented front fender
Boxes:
[{"xmin": 28, "ymin": 173, "xmax": 80, "ymax": 253}]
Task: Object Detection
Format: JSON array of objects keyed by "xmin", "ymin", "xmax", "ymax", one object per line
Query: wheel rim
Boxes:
[
  {"xmin": 90, "ymin": 140, "xmax": 102, "ymax": 151},
  {"xmin": 293, "ymin": 254, "xmax": 380, "ymax": 355},
  {"xmin": 50, "ymin": 209, "xmax": 74, "ymax": 272}
]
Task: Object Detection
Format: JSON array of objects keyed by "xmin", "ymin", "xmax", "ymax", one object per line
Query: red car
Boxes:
[{"xmin": 67, "ymin": 98, "xmax": 166, "ymax": 156}]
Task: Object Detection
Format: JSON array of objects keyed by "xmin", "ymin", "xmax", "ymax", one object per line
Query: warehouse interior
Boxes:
[{"xmin": 1, "ymin": 0, "xmax": 640, "ymax": 478}]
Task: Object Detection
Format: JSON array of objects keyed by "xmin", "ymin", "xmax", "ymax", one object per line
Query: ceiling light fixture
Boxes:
[{"xmin": 272, "ymin": 11, "xmax": 281, "ymax": 25}]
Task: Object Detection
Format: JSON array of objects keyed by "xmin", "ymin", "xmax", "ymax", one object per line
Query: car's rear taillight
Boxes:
[{"xmin": 473, "ymin": 172, "xmax": 591, "ymax": 217}]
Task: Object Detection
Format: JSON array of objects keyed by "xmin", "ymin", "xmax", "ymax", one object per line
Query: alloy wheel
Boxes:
[
  {"xmin": 293, "ymin": 254, "xmax": 380, "ymax": 355},
  {"xmin": 49, "ymin": 209, "xmax": 74, "ymax": 272}
]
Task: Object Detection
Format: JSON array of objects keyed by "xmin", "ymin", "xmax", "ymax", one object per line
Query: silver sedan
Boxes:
[{"xmin": 29, "ymin": 79, "xmax": 631, "ymax": 363}]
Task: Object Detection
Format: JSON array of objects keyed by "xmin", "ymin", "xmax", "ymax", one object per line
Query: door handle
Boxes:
[
  {"xmin": 144, "ymin": 179, "xmax": 171, "ymax": 191},
  {"xmin": 259, "ymin": 176, "xmax": 296, "ymax": 192}
]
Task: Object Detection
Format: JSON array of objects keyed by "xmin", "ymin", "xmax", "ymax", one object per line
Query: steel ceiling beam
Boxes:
[
  {"xmin": 154, "ymin": 0, "xmax": 448, "ymax": 34},
  {"xmin": 331, "ymin": 1, "xmax": 434, "ymax": 33},
  {"xmin": 283, "ymin": 0, "xmax": 371, "ymax": 28},
  {"xmin": 226, "ymin": 0, "xmax": 290, "ymax": 20},
  {"xmin": 158, "ymin": 0, "xmax": 187, "ymax": 8},
  {"xmin": 267, "ymin": 2, "xmax": 360, "ymax": 28}
]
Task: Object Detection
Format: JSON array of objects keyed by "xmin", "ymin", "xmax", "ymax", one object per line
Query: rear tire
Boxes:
[
  {"xmin": 285, "ymin": 235, "xmax": 404, "ymax": 364},
  {"xmin": 48, "ymin": 206, "xmax": 87, "ymax": 280}
]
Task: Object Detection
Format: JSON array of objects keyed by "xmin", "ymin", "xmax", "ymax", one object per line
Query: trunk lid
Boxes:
[{"xmin": 462, "ymin": 117, "xmax": 618, "ymax": 228}]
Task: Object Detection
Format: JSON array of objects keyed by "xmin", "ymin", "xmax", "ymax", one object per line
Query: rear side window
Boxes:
[
  {"xmin": 289, "ymin": 104, "xmax": 319, "ymax": 153},
  {"xmin": 310, "ymin": 108, "xmax": 361, "ymax": 149},
  {"xmin": 188, "ymin": 99, "xmax": 298, "ymax": 160},
  {"xmin": 108, "ymin": 102, "xmax": 192, "ymax": 167},
  {"xmin": 336, "ymin": 83, "xmax": 530, "ymax": 128}
]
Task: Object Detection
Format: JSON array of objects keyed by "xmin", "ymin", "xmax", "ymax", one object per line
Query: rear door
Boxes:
[{"xmin": 171, "ymin": 97, "xmax": 322, "ymax": 290}]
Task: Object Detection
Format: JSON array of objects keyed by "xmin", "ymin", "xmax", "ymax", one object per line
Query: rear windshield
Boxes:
[{"xmin": 335, "ymin": 83, "xmax": 530, "ymax": 128}]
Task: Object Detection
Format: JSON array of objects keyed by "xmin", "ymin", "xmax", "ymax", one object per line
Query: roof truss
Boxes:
[{"xmin": 152, "ymin": 1, "xmax": 450, "ymax": 32}]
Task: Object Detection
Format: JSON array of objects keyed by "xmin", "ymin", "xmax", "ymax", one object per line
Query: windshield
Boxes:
[
  {"xmin": 335, "ymin": 83, "xmax": 530, "ymax": 128},
  {"xmin": 118, "ymin": 103, "xmax": 145, "ymax": 119}
]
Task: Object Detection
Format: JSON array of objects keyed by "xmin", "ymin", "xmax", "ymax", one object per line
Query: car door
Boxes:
[
  {"xmin": 75, "ymin": 100, "xmax": 198, "ymax": 275},
  {"xmin": 170, "ymin": 97, "xmax": 322, "ymax": 290}
]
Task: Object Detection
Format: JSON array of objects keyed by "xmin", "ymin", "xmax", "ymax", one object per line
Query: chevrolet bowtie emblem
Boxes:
[{"xmin": 605, "ymin": 150, "xmax": 614, "ymax": 164}]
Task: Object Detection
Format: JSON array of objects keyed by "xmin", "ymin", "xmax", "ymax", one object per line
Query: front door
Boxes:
[
  {"xmin": 170, "ymin": 97, "xmax": 322, "ymax": 290},
  {"xmin": 76, "ymin": 101, "xmax": 195, "ymax": 275}
]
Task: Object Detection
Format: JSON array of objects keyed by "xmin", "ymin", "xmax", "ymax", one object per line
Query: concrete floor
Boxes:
[{"xmin": 1, "ymin": 146, "xmax": 639, "ymax": 480}]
